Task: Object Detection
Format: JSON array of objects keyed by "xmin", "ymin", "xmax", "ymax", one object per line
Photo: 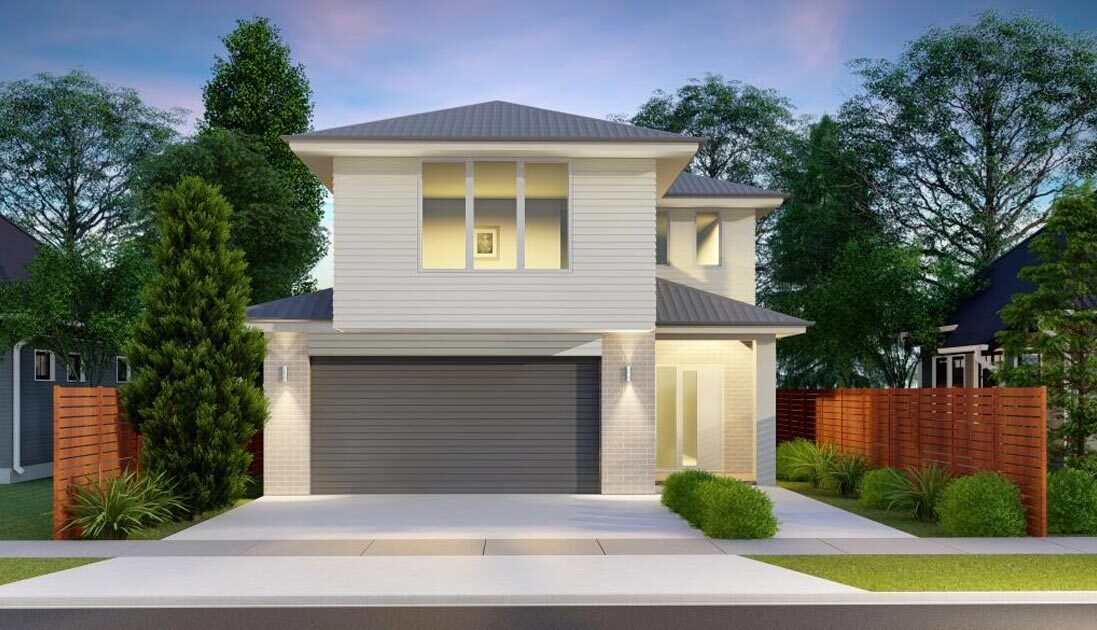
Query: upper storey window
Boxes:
[
  {"xmin": 656, "ymin": 213, "xmax": 669, "ymax": 266},
  {"xmin": 421, "ymin": 161, "xmax": 570, "ymax": 271},
  {"xmin": 696, "ymin": 212, "xmax": 720, "ymax": 266}
]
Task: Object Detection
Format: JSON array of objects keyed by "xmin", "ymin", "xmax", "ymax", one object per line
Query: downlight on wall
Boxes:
[
  {"xmin": 625, "ymin": 365, "xmax": 632, "ymax": 382},
  {"xmin": 279, "ymin": 365, "xmax": 289, "ymax": 382}
]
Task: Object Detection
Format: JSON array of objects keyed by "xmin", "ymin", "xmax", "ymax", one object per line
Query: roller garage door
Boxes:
[{"xmin": 310, "ymin": 357, "xmax": 601, "ymax": 493}]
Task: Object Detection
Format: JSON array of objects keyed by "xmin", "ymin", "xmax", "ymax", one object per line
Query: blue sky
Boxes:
[{"xmin": 4, "ymin": 0, "xmax": 1095, "ymax": 288}]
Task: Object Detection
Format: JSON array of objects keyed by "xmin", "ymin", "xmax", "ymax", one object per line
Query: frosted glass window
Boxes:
[
  {"xmin": 422, "ymin": 162, "xmax": 467, "ymax": 269},
  {"xmin": 696, "ymin": 212, "xmax": 720, "ymax": 266},
  {"xmin": 656, "ymin": 213, "xmax": 668, "ymax": 265},
  {"xmin": 524, "ymin": 163, "xmax": 569, "ymax": 269}
]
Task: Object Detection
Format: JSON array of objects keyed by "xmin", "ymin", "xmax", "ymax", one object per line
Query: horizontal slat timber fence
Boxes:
[
  {"xmin": 53, "ymin": 386, "xmax": 266, "ymax": 539},
  {"xmin": 776, "ymin": 387, "xmax": 1048, "ymax": 537},
  {"xmin": 52, "ymin": 387, "xmax": 139, "ymax": 539}
]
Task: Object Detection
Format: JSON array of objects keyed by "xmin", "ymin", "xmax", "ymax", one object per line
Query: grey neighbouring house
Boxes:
[
  {"xmin": 0, "ymin": 215, "xmax": 126, "ymax": 484},
  {"xmin": 246, "ymin": 101, "xmax": 809, "ymax": 496}
]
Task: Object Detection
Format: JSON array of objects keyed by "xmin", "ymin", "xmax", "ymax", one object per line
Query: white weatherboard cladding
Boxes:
[
  {"xmin": 656, "ymin": 208, "xmax": 756, "ymax": 303},
  {"xmin": 332, "ymin": 157, "xmax": 657, "ymax": 330},
  {"xmin": 308, "ymin": 333, "xmax": 601, "ymax": 356}
]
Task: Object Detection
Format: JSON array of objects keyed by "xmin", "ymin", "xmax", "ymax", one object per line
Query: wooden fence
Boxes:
[
  {"xmin": 52, "ymin": 386, "xmax": 265, "ymax": 539},
  {"xmin": 776, "ymin": 387, "xmax": 1048, "ymax": 536},
  {"xmin": 52, "ymin": 387, "xmax": 139, "ymax": 539}
]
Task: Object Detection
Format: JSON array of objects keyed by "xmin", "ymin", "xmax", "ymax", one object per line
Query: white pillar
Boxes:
[{"xmin": 754, "ymin": 337, "xmax": 777, "ymax": 486}]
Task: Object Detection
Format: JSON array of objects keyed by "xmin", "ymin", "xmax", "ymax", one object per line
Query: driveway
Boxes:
[
  {"xmin": 170, "ymin": 494, "xmax": 702, "ymax": 540},
  {"xmin": 169, "ymin": 488, "xmax": 910, "ymax": 541}
]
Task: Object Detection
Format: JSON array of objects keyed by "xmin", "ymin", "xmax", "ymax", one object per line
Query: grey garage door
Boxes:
[{"xmin": 310, "ymin": 357, "xmax": 601, "ymax": 494}]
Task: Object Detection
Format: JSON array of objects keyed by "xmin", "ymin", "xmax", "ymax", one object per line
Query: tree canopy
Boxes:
[
  {"xmin": 844, "ymin": 12, "xmax": 1097, "ymax": 274},
  {"xmin": 202, "ymin": 16, "xmax": 327, "ymax": 288},
  {"xmin": 0, "ymin": 70, "xmax": 180, "ymax": 251},
  {"xmin": 624, "ymin": 74, "xmax": 798, "ymax": 188},
  {"xmin": 997, "ymin": 185, "xmax": 1097, "ymax": 456},
  {"xmin": 133, "ymin": 128, "xmax": 327, "ymax": 302}
]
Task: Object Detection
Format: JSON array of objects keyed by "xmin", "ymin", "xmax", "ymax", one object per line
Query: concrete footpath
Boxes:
[{"xmin": 2, "ymin": 536, "xmax": 1096, "ymax": 558}]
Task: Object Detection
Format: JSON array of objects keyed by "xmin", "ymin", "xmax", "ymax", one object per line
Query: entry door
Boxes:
[{"xmin": 656, "ymin": 365, "xmax": 724, "ymax": 471}]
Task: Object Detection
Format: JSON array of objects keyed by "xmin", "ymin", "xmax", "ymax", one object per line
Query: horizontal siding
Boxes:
[
  {"xmin": 332, "ymin": 157, "xmax": 656, "ymax": 330},
  {"xmin": 309, "ymin": 333, "xmax": 601, "ymax": 356},
  {"xmin": 310, "ymin": 357, "xmax": 601, "ymax": 493}
]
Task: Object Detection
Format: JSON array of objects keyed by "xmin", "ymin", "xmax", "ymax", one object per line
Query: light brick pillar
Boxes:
[
  {"xmin": 754, "ymin": 337, "xmax": 777, "ymax": 486},
  {"xmin": 263, "ymin": 332, "xmax": 311, "ymax": 495},
  {"xmin": 601, "ymin": 331, "xmax": 656, "ymax": 494}
]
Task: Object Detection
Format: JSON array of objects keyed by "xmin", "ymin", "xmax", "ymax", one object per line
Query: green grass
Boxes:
[
  {"xmin": 749, "ymin": 555, "xmax": 1097, "ymax": 591},
  {"xmin": 0, "ymin": 476, "xmax": 260, "ymax": 541},
  {"xmin": 779, "ymin": 480, "xmax": 946, "ymax": 537},
  {"xmin": 0, "ymin": 478, "xmax": 53, "ymax": 539},
  {"xmin": 0, "ymin": 558, "xmax": 103, "ymax": 586}
]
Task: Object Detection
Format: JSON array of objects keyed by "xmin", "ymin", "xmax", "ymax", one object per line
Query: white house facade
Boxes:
[{"xmin": 247, "ymin": 101, "xmax": 808, "ymax": 496}]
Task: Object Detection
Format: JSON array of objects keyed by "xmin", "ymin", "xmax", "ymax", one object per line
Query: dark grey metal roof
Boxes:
[
  {"xmin": 0, "ymin": 215, "xmax": 39, "ymax": 282},
  {"xmin": 666, "ymin": 172, "xmax": 786, "ymax": 198},
  {"xmin": 289, "ymin": 101, "xmax": 702, "ymax": 143},
  {"xmin": 247, "ymin": 282, "xmax": 808, "ymax": 329},
  {"xmin": 247, "ymin": 288, "xmax": 333, "ymax": 320},
  {"xmin": 656, "ymin": 278, "xmax": 809, "ymax": 327}
]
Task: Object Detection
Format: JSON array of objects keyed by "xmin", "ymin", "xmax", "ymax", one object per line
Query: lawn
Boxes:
[
  {"xmin": 0, "ymin": 558, "xmax": 103, "ymax": 586},
  {"xmin": 750, "ymin": 555, "xmax": 1097, "ymax": 591},
  {"xmin": 778, "ymin": 480, "xmax": 946, "ymax": 537},
  {"xmin": 0, "ymin": 478, "xmax": 53, "ymax": 539},
  {"xmin": 0, "ymin": 475, "xmax": 260, "ymax": 541}
]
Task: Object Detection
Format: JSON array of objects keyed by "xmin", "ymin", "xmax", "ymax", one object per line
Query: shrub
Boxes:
[
  {"xmin": 786, "ymin": 441, "xmax": 840, "ymax": 489},
  {"xmin": 1066, "ymin": 451, "xmax": 1097, "ymax": 479},
  {"xmin": 1048, "ymin": 469, "xmax": 1097, "ymax": 535},
  {"xmin": 884, "ymin": 463, "xmax": 951, "ymax": 521},
  {"xmin": 824, "ymin": 452, "xmax": 872, "ymax": 498},
  {"xmin": 859, "ymin": 467, "xmax": 905, "ymax": 509},
  {"xmin": 64, "ymin": 470, "xmax": 184, "ymax": 540},
  {"xmin": 776, "ymin": 439, "xmax": 814, "ymax": 482},
  {"xmin": 661, "ymin": 469, "xmax": 717, "ymax": 527},
  {"xmin": 936, "ymin": 471, "xmax": 1026, "ymax": 537},
  {"xmin": 696, "ymin": 479, "xmax": 778, "ymax": 539}
]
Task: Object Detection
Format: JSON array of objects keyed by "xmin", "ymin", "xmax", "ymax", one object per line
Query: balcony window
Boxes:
[
  {"xmin": 696, "ymin": 212, "xmax": 720, "ymax": 266},
  {"xmin": 421, "ymin": 161, "xmax": 569, "ymax": 271}
]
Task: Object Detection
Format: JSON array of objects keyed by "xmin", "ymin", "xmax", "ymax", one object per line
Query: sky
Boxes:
[{"xmin": 3, "ymin": 0, "xmax": 1096, "ymax": 288}]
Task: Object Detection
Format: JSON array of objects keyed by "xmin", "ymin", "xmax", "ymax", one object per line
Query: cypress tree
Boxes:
[{"xmin": 123, "ymin": 176, "xmax": 267, "ymax": 516}]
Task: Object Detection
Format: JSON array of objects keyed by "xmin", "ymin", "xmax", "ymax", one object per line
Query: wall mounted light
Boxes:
[
  {"xmin": 624, "ymin": 365, "xmax": 632, "ymax": 382},
  {"xmin": 279, "ymin": 365, "xmax": 289, "ymax": 382}
]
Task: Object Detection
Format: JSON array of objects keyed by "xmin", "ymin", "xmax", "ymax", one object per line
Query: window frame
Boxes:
[
  {"xmin": 33, "ymin": 350, "xmax": 54, "ymax": 382},
  {"xmin": 655, "ymin": 211, "xmax": 670, "ymax": 267},
  {"xmin": 932, "ymin": 353, "xmax": 966, "ymax": 388},
  {"xmin": 66, "ymin": 352, "xmax": 85, "ymax": 383},
  {"xmin": 115, "ymin": 356, "xmax": 130, "ymax": 384},
  {"xmin": 418, "ymin": 158, "xmax": 573, "ymax": 273}
]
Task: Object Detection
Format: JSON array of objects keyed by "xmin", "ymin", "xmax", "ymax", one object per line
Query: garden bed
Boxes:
[{"xmin": 778, "ymin": 481, "xmax": 945, "ymax": 537}]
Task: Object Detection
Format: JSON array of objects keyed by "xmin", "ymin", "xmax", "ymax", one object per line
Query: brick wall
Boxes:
[
  {"xmin": 263, "ymin": 332, "xmax": 311, "ymax": 495},
  {"xmin": 600, "ymin": 332, "xmax": 656, "ymax": 494}
]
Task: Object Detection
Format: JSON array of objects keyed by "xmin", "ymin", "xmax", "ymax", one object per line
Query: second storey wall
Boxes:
[
  {"xmin": 656, "ymin": 209, "xmax": 756, "ymax": 303},
  {"xmin": 332, "ymin": 157, "xmax": 657, "ymax": 330}
]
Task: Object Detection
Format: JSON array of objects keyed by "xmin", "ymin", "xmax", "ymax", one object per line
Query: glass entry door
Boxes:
[{"xmin": 656, "ymin": 365, "xmax": 724, "ymax": 471}]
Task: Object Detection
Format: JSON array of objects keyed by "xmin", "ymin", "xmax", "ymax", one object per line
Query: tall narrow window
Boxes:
[
  {"xmin": 950, "ymin": 356, "xmax": 965, "ymax": 388},
  {"xmin": 116, "ymin": 357, "xmax": 130, "ymax": 383},
  {"xmin": 524, "ymin": 163, "xmax": 569, "ymax": 269},
  {"xmin": 473, "ymin": 162, "xmax": 517, "ymax": 269},
  {"xmin": 66, "ymin": 353, "xmax": 83, "ymax": 383},
  {"xmin": 696, "ymin": 212, "xmax": 720, "ymax": 266},
  {"xmin": 421, "ymin": 162, "xmax": 467, "ymax": 269},
  {"xmin": 656, "ymin": 213, "xmax": 668, "ymax": 265},
  {"xmin": 934, "ymin": 356, "xmax": 949, "ymax": 387},
  {"xmin": 34, "ymin": 350, "xmax": 53, "ymax": 381}
]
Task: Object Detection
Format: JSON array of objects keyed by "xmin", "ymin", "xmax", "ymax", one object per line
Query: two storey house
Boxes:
[{"xmin": 246, "ymin": 101, "xmax": 808, "ymax": 496}]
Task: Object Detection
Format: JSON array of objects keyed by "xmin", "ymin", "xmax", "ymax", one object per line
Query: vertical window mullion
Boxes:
[
  {"xmin": 464, "ymin": 161, "xmax": 474, "ymax": 270},
  {"xmin": 516, "ymin": 161, "xmax": 526, "ymax": 270}
]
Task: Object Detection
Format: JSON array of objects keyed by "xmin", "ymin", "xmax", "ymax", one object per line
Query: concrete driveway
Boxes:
[
  {"xmin": 170, "ymin": 494, "xmax": 702, "ymax": 540},
  {"xmin": 169, "ymin": 488, "xmax": 910, "ymax": 541}
]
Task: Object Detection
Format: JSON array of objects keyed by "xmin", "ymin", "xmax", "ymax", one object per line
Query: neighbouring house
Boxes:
[
  {"xmin": 0, "ymin": 216, "xmax": 126, "ymax": 483},
  {"xmin": 919, "ymin": 230, "xmax": 1062, "ymax": 389},
  {"xmin": 246, "ymin": 101, "xmax": 809, "ymax": 496}
]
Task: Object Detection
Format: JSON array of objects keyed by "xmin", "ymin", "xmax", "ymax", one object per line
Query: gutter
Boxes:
[{"xmin": 12, "ymin": 342, "xmax": 24, "ymax": 474}]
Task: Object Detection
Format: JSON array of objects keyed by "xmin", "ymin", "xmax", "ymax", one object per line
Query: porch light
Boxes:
[
  {"xmin": 279, "ymin": 365, "xmax": 289, "ymax": 382},
  {"xmin": 625, "ymin": 365, "xmax": 632, "ymax": 382}
]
